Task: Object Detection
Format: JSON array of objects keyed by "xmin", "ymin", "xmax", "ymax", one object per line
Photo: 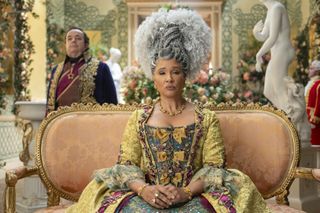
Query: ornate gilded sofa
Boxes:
[{"xmin": 4, "ymin": 103, "xmax": 317, "ymax": 212}]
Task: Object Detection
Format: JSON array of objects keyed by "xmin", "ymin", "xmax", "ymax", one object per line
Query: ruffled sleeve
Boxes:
[
  {"xmin": 94, "ymin": 110, "xmax": 145, "ymax": 190},
  {"xmin": 117, "ymin": 110, "xmax": 142, "ymax": 166},
  {"xmin": 202, "ymin": 109, "xmax": 225, "ymax": 167},
  {"xmin": 191, "ymin": 110, "xmax": 239, "ymax": 196},
  {"xmin": 191, "ymin": 166, "xmax": 239, "ymax": 196}
]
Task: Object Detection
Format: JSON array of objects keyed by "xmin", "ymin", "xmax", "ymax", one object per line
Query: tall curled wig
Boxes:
[{"xmin": 134, "ymin": 8, "xmax": 212, "ymax": 80}]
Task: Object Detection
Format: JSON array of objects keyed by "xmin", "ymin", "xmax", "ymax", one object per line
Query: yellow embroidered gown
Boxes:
[{"xmin": 67, "ymin": 105, "xmax": 270, "ymax": 213}]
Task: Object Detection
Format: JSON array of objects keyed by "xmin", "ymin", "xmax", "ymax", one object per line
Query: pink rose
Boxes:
[
  {"xmin": 244, "ymin": 91, "xmax": 253, "ymax": 98},
  {"xmin": 210, "ymin": 76, "xmax": 219, "ymax": 85},
  {"xmin": 195, "ymin": 70, "xmax": 209, "ymax": 84},
  {"xmin": 197, "ymin": 88, "xmax": 206, "ymax": 96},
  {"xmin": 243, "ymin": 72, "xmax": 250, "ymax": 81},
  {"xmin": 129, "ymin": 80, "xmax": 137, "ymax": 90},
  {"xmin": 142, "ymin": 88, "xmax": 148, "ymax": 96}
]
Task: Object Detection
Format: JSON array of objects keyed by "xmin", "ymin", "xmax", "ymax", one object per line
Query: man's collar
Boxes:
[{"xmin": 65, "ymin": 49, "xmax": 91, "ymax": 63}]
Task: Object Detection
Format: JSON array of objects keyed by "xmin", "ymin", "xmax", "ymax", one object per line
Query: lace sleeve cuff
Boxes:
[{"xmin": 94, "ymin": 164, "xmax": 145, "ymax": 191}]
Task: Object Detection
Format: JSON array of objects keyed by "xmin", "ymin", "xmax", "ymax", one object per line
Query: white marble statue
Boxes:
[
  {"xmin": 253, "ymin": 0, "xmax": 295, "ymax": 113},
  {"xmin": 284, "ymin": 76, "xmax": 311, "ymax": 142},
  {"xmin": 106, "ymin": 47, "xmax": 123, "ymax": 103},
  {"xmin": 253, "ymin": 0, "xmax": 310, "ymax": 142}
]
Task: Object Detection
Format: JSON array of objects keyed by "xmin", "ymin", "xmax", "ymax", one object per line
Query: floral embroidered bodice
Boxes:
[{"xmin": 144, "ymin": 124, "xmax": 195, "ymax": 187}]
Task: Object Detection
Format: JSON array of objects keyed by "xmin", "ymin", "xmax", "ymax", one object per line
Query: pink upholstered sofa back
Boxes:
[{"xmin": 35, "ymin": 104, "xmax": 299, "ymax": 202}]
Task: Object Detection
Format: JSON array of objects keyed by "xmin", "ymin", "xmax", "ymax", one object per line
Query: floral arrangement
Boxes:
[
  {"xmin": 184, "ymin": 68, "xmax": 234, "ymax": 104},
  {"xmin": 0, "ymin": 0, "xmax": 12, "ymax": 111},
  {"xmin": 121, "ymin": 63, "xmax": 234, "ymax": 104},
  {"xmin": 292, "ymin": 25, "xmax": 310, "ymax": 86},
  {"xmin": 233, "ymin": 49, "xmax": 269, "ymax": 104},
  {"xmin": 232, "ymin": 33, "xmax": 269, "ymax": 104},
  {"xmin": 121, "ymin": 64, "xmax": 157, "ymax": 104},
  {"xmin": 13, "ymin": 0, "xmax": 38, "ymax": 113}
]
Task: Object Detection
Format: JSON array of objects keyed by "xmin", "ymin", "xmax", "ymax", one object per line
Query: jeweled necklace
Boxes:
[{"xmin": 159, "ymin": 99, "xmax": 186, "ymax": 116}]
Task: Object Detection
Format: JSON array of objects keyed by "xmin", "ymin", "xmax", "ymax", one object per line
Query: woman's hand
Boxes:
[
  {"xmin": 140, "ymin": 185, "xmax": 175, "ymax": 209},
  {"xmin": 164, "ymin": 185, "xmax": 190, "ymax": 205}
]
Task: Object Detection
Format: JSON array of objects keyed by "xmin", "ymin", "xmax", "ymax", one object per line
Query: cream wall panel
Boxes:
[{"xmin": 28, "ymin": 0, "xmax": 47, "ymax": 100}]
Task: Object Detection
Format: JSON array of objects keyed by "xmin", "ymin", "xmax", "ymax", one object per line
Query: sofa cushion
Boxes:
[
  {"xmin": 217, "ymin": 112, "xmax": 296, "ymax": 197},
  {"xmin": 39, "ymin": 111, "xmax": 131, "ymax": 199}
]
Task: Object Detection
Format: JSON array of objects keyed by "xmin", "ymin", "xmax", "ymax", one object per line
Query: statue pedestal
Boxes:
[
  {"xmin": 15, "ymin": 100, "xmax": 47, "ymax": 213},
  {"xmin": 288, "ymin": 143, "xmax": 320, "ymax": 213}
]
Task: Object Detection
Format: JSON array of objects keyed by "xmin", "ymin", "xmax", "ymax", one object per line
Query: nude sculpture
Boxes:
[
  {"xmin": 253, "ymin": 0, "xmax": 295, "ymax": 113},
  {"xmin": 253, "ymin": 0, "xmax": 310, "ymax": 142}
]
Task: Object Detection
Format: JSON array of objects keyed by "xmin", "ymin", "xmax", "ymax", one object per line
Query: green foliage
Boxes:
[
  {"xmin": 12, "ymin": 0, "xmax": 37, "ymax": 113},
  {"xmin": 293, "ymin": 26, "xmax": 309, "ymax": 86},
  {"xmin": 0, "ymin": 0, "xmax": 11, "ymax": 112}
]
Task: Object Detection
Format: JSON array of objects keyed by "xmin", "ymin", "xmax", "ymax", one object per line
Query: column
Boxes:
[{"xmin": 15, "ymin": 100, "xmax": 47, "ymax": 213}]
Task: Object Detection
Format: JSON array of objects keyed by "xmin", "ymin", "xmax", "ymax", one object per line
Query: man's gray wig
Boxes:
[{"xmin": 134, "ymin": 8, "xmax": 212, "ymax": 80}]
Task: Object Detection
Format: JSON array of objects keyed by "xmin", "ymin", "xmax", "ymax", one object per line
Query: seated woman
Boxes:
[{"xmin": 67, "ymin": 9, "xmax": 270, "ymax": 213}]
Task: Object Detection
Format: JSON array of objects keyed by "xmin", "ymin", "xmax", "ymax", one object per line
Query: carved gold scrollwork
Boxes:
[
  {"xmin": 18, "ymin": 119, "xmax": 33, "ymax": 166},
  {"xmin": 4, "ymin": 171, "xmax": 18, "ymax": 213},
  {"xmin": 4, "ymin": 167, "xmax": 38, "ymax": 213}
]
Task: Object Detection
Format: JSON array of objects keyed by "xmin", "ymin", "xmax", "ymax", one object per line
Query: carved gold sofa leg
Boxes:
[
  {"xmin": 4, "ymin": 166, "xmax": 38, "ymax": 213},
  {"xmin": 276, "ymin": 190, "xmax": 289, "ymax": 205},
  {"xmin": 47, "ymin": 188, "xmax": 60, "ymax": 207}
]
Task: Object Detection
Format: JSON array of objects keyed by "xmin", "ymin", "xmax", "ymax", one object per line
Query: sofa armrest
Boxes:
[
  {"xmin": 4, "ymin": 166, "xmax": 38, "ymax": 213},
  {"xmin": 294, "ymin": 167, "xmax": 317, "ymax": 180}
]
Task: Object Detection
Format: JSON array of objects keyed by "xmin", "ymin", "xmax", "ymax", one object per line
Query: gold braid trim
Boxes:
[
  {"xmin": 79, "ymin": 57, "xmax": 99, "ymax": 104},
  {"xmin": 47, "ymin": 63, "xmax": 64, "ymax": 113}
]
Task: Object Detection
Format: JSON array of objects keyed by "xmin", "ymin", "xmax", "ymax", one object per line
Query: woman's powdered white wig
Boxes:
[{"xmin": 134, "ymin": 8, "xmax": 212, "ymax": 80}]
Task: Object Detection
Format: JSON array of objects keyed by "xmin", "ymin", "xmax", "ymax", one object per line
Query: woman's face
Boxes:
[{"xmin": 153, "ymin": 58, "xmax": 186, "ymax": 99}]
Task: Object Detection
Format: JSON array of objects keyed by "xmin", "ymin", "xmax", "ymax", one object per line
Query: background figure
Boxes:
[
  {"xmin": 46, "ymin": 27, "xmax": 117, "ymax": 113},
  {"xmin": 253, "ymin": 0, "xmax": 295, "ymax": 113},
  {"xmin": 305, "ymin": 60, "xmax": 320, "ymax": 146},
  {"xmin": 106, "ymin": 47, "xmax": 123, "ymax": 103}
]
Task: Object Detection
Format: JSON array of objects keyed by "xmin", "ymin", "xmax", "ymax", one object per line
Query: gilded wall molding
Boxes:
[
  {"xmin": 47, "ymin": 0, "xmax": 118, "ymax": 56},
  {"xmin": 115, "ymin": 0, "xmax": 128, "ymax": 68},
  {"xmin": 64, "ymin": 0, "xmax": 117, "ymax": 49},
  {"xmin": 221, "ymin": 0, "xmax": 236, "ymax": 72},
  {"xmin": 233, "ymin": 4, "xmax": 266, "ymax": 55}
]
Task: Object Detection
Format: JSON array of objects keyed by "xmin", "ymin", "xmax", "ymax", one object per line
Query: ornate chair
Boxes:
[{"xmin": 3, "ymin": 103, "xmax": 317, "ymax": 212}]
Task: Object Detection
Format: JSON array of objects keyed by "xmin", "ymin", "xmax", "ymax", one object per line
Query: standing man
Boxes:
[
  {"xmin": 46, "ymin": 27, "xmax": 117, "ymax": 113},
  {"xmin": 305, "ymin": 60, "xmax": 320, "ymax": 146}
]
